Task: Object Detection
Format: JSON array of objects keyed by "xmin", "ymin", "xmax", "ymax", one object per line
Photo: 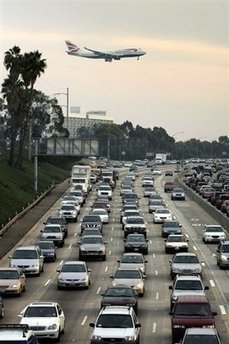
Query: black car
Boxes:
[
  {"xmin": 44, "ymin": 216, "xmax": 68, "ymax": 238},
  {"xmin": 80, "ymin": 215, "xmax": 103, "ymax": 234},
  {"xmin": 161, "ymin": 221, "xmax": 182, "ymax": 238},
  {"xmin": 36, "ymin": 240, "xmax": 57, "ymax": 262},
  {"xmin": 124, "ymin": 233, "xmax": 149, "ymax": 255},
  {"xmin": 101, "ymin": 284, "xmax": 138, "ymax": 314}
]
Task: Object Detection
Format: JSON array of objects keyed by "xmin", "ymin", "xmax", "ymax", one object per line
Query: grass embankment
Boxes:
[{"xmin": 0, "ymin": 155, "xmax": 77, "ymax": 226}]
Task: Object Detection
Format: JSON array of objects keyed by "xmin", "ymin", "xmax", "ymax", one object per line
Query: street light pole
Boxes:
[
  {"xmin": 172, "ymin": 132, "xmax": 184, "ymax": 160},
  {"xmin": 54, "ymin": 87, "xmax": 69, "ymax": 130}
]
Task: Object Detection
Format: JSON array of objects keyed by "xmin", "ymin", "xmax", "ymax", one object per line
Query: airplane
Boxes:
[{"xmin": 65, "ymin": 40, "xmax": 146, "ymax": 62}]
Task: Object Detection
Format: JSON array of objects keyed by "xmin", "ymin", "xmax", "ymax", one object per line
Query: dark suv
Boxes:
[
  {"xmin": 80, "ymin": 215, "xmax": 103, "ymax": 235},
  {"xmin": 169, "ymin": 295, "xmax": 217, "ymax": 343}
]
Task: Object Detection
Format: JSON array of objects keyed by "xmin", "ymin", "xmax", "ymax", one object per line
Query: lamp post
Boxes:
[
  {"xmin": 54, "ymin": 87, "xmax": 69, "ymax": 130},
  {"xmin": 172, "ymin": 132, "xmax": 184, "ymax": 160}
]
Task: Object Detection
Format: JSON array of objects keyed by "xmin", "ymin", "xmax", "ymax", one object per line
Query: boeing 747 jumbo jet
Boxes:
[{"xmin": 65, "ymin": 40, "xmax": 146, "ymax": 62}]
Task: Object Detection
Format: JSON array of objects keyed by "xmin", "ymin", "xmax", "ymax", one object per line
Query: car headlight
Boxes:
[
  {"xmin": 173, "ymin": 325, "xmax": 185, "ymax": 329},
  {"xmin": 135, "ymin": 282, "xmax": 143, "ymax": 289},
  {"xmin": 47, "ymin": 323, "xmax": 57, "ymax": 330},
  {"xmin": 92, "ymin": 335, "xmax": 102, "ymax": 340},
  {"xmin": 80, "ymin": 277, "xmax": 87, "ymax": 282},
  {"xmin": 80, "ymin": 247, "xmax": 86, "ymax": 251},
  {"xmin": 125, "ymin": 335, "xmax": 137, "ymax": 341},
  {"xmin": 220, "ymin": 254, "xmax": 228, "ymax": 261}
]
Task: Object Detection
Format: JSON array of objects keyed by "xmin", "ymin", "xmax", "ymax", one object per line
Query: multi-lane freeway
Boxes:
[{"xmin": 0, "ymin": 166, "xmax": 228, "ymax": 343}]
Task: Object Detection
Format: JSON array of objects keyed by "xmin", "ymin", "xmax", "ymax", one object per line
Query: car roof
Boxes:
[
  {"xmin": 27, "ymin": 301, "xmax": 57, "ymax": 307},
  {"xmin": 174, "ymin": 252, "xmax": 197, "ymax": 257},
  {"xmin": 62, "ymin": 261, "xmax": 86, "ymax": 265},
  {"xmin": 174, "ymin": 275, "xmax": 202, "ymax": 281},
  {"xmin": 14, "ymin": 245, "xmax": 39, "ymax": 251},
  {"xmin": 184, "ymin": 328, "xmax": 218, "ymax": 335},
  {"xmin": 100, "ymin": 306, "xmax": 132, "ymax": 315}
]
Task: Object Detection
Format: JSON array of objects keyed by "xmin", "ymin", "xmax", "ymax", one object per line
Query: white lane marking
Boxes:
[
  {"xmin": 219, "ymin": 305, "xmax": 226, "ymax": 315},
  {"xmin": 59, "ymin": 260, "xmax": 64, "ymax": 266},
  {"xmin": 97, "ymin": 287, "xmax": 101, "ymax": 294},
  {"xmin": 109, "ymin": 250, "xmax": 111, "ymax": 255},
  {"xmin": 105, "ymin": 266, "xmax": 108, "ymax": 272},
  {"xmin": 112, "ymin": 227, "xmax": 114, "ymax": 231},
  {"xmin": 74, "ymin": 232, "xmax": 77, "ymax": 237},
  {"xmin": 68, "ymin": 244, "xmax": 72, "ymax": 250},
  {"xmin": 111, "ymin": 237, "xmax": 113, "ymax": 241},
  {"xmin": 81, "ymin": 315, "xmax": 87, "ymax": 325},
  {"xmin": 209, "ymin": 280, "xmax": 215, "ymax": 287},
  {"xmin": 155, "ymin": 270, "xmax": 158, "ymax": 276},
  {"xmin": 193, "ymin": 246, "xmax": 197, "ymax": 251},
  {"xmin": 44, "ymin": 279, "xmax": 51, "ymax": 286},
  {"xmin": 152, "ymin": 322, "xmax": 157, "ymax": 333},
  {"xmin": 149, "ymin": 240, "xmax": 152, "ymax": 244},
  {"xmin": 153, "ymin": 253, "xmax": 156, "ymax": 258},
  {"xmin": 156, "ymin": 292, "xmax": 159, "ymax": 300}
]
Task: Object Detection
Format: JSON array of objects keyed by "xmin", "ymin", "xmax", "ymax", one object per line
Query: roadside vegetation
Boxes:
[{"xmin": 0, "ymin": 153, "xmax": 77, "ymax": 226}]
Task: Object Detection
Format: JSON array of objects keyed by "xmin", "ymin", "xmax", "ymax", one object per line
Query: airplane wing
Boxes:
[{"xmin": 84, "ymin": 47, "xmax": 115, "ymax": 61}]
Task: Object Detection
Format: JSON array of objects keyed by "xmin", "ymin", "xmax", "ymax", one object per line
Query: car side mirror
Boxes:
[
  {"xmin": 204, "ymin": 286, "xmax": 209, "ymax": 290},
  {"xmin": 56, "ymin": 269, "xmax": 60, "ymax": 272},
  {"xmin": 212, "ymin": 311, "xmax": 217, "ymax": 316},
  {"xmin": 117, "ymin": 260, "xmax": 120, "ymax": 263},
  {"xmin": 109, "ymin": 275, "xmax": 114, "ymax": 278},
  {"xmin": 216, "ymin": 249, "xmax": 220, "ymax": 253},
  {"xmin": 89, "ymin": 323, "xmax": 95, "ymax": 328},
  {"xmin": 136, "ymin": 324, "xmax": 141, "ymax": 328},
  {"xmin": 169, "ymin": 311, "xmax": 174, "ymax": 315},
  {"xmin": 168, "ymin": 286, "xmax": 173, "ymax": 290}
]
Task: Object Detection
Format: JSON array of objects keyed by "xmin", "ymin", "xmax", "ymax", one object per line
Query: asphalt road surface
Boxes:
[{"xmin": 0, "ymin": 166, "xmax": 228, "ymax": 344}]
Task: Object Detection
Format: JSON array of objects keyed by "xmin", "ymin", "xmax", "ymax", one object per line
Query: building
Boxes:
[{"xmin": 64, "ymin": 108, "xmax": 113, "ymax": 137}]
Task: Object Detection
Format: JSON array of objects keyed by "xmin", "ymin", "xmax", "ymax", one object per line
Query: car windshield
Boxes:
[
  {"xmin": 167, "ymin": 236, "xmax": 185, "ymax": 242},
  {"xmin": 105, "ymin": 288, "xmax": 134, "ymax": 297},
  {"xmin": 61, "ymin": 264, "xmax": 86, "ymax": 273},
  {"xmin": 174, "ymin": 255, "xmax": 199, "ymax": 264},
  {"xmin": 24, "ymin": 306, "xmax": 57, "ymax": 318},
  {"xmin": 82, "ymin": 237, "xmax": 103, "ymax": 244},
  {"xmin": 115, "ymin": 270, "xmax": 141, "ymax": 279},
  {"xmin": 206, "ymin": 227, "xmax": 223, "ymax": 233},
  {"xmin": 47, "ymin": 218, "xmax": 63, "ymax": 225},
  {"xmin": 127, "ymin": 217, "xmax": 144, "ymax": 224},
  {"xmin": 12, "ymin": 250, "xmax": 38, "ymax": 259},
  {"xmin": 174, "ymin": 303, "xmax": 212, "ymax": 316},
  {"xmin": 44, "ymin": 227, "xmax": 61, "ymax": 233},
  {"xmin": 83, "ymin": 216, "xmax": 100, "ymax": 223},
  {"xmin": 121, "ymin": 255, "xmax": 144, "ymax": 263},
  {"xmin": 0, "ymin": 270, "xmax": 19, "ymax": 279},
  {"xmin": 175, "ymin": 281, "xmax": 203, "ymax": 290},
  {"xmin": 156, "ymin": 209, "xmax": 170, "ymax": 214},
  {"xmin": 37, "ymin": 242, "xmax": 54, "ymax": 249},
  {"xmin": 96, "ymin": 314, "xmax": 133, "ymax": 328},
  {"xmin": 124, "ymin": 212, "xmax": 139, "ymax": 217},
  {"xmin": 183, "ymin": 334, "xmax": 220, "ymax": 344},
  {"xmin": 61, "ymin": 205, "xmax": 75, "ymax": 210},
  {"xmin": 127, "ymin": 236, "xmax": 145, "ymax": 243},
  {"xmin": 221, "ymin": 244, "xmax": 229, "ymax": 253},
  {"xmin": 164, "ymin": 222, "xmax": 179, "ymax": 228}
]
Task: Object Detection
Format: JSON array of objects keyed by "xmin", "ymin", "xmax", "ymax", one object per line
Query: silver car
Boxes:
[
  {"xmin": 169, "ymin": 252, "xmax": 203, "ymax": 279},
  {"xmin": 110, "ymin": 267, "xmax": 145, "ymax": 296},
  {"xmin": 78, "ymin": 235, "xmax": 107, "ymax": 261},
  {"xmin": 216, "ymin": 240, "xmax": 229, "ymax": 269},
  {"xmin": 9, "ymin": 246, "xmax": 44, "ymax": 276},
  {"xmin": 57, "ymin": 261, "xmax": 91, "ymax": 289}
]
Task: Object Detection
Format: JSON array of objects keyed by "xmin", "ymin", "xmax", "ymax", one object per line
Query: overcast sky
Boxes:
[{"xmin": 1, "ymin": 0, "xmax": 229, "ymax": 141}]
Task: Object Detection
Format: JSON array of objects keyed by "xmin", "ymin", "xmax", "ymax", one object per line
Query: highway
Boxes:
[{"xmin": 0, "ymin": 166, "xmax": 228, "ymax": 344}]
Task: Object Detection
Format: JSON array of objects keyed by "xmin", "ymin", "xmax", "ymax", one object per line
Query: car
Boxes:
[
  {"xmin": 179, "ymin": 328, "xmax": 222, "ymax": 344},
  {"xmin": 216, "ymin": 240, "xmax": 229, "ymax": 269},
  {"xmin": 80, "ymin": 215, "xmax": 103, "ymax": 235},
  {"xmin": 19, "ymin": 301, "xmax": 65, "ymax": 342},
  {"xmin": 153, "ymin": 208, "xmax": 173, "ymax": 223},
  {"xmin": 95, "ymin": 197, "xmax": 111, "ymax": 212},
  {"xmin": 91, "ymin": 208, "xmax": 109, "ymax": 224},
  {"xmin": 124, "ymin": 216, "xmax": 147, "ymax": 238},
  {"xmin": 0, "ymin": 267, "xmax": 26, "ymax": 296},
  {"xmin": 171, "ymin": 187, "xmax": 186, "ymax": 200},
  {"xmin": 142, "ymin": 175, "xmax": 154, "ymax": 187},
  {"xmin": 124, "ymin": 233, "xmax": 149, "ymax": 255},
  {"xmin": 120, "ymin": 184, "xmax": 133, "ymax": 196},
  {"xmin": 169, "ymin": 252, "xmax": 203, "ymax": 279},
  {"xmin": 9, "ymin": 245, "xmax": 44, "ymax": 276},
  {"xmin": 110, "ymin": 267, "xmax": 145, "ymax": 296},
  {"xmin": 169, "ymin": 295, "xmax": 217, "ymax": 343},
  {"xmin": 164, "ymin": 234, "xmax": 189, "ymax": 253},
  {"xmin": 97, "ymin": 184, "xmax": 112, "ymax": 200},
  {"xmin": 68, "ymin": 189, "xmax": 85, "ymax": 205},
  {"xmin": 164, "ymin": 181, "xmax": 176, "ymax": 192},
  {"xmin": 91, "ymin": 201, "xmax": 110, "ymax": 213},
  {"xmin": 61, "ymin": 196, "xmax": 81, "ymax": 214},
  {"xmin": 44, "ymin": 216, "xmax": 68, "ymax": 238},
  {"xmin": 122, "ymin": 192, "xmax": 140, "ymax": 206},
  {"xmin": 122, "ymin": 209, "xmax": 141, "ymax": 229},
  {"xmin": 152, "ymin": 168, "xmax": 162, "ymax": 175},
  {"xmin": 143, "ymin": 186, "xmax": 156, "ymax": 197},
  {"xmin": 59, "ymin": 203, "xmax": 78, "ymax": 222},
  {"xmin": 120, "ymin": 204, "xmax": 139, "ymax": 223},
  {"xmin": 202, "ymin": 224, "xmax": 226, "ymax": 243},
  {"xmin": 78, "ymin": 235, "xmax": 107, "ymax": 261},
  {"xmin": 56, "ymin": 261, "xmax": 91, "ymax": 289},
  {"xmin": 117, "ymin": 252, "xmax": 148, "ymax": 275},
  {"xmin": 89, "ymin": 306, "xmax": 141, "ymax": 344},
  {"xmin": 168, "ymin": 274, "xmax": 209, "ymax": 311},
  {"xmin": 101, "ymin": 285, "xmax": 138, "ymax": 313},
  {"xmin": 90, "ymin": 173, "xmax": 97, "ymax": 183},
  {"xmin": 40, "ymin": 224, "xmax": 65, "ymax": 247},
  {"xmin": 148, "ymin": 199, "xmax": 164, "ymax": 213},
  {"xmin": 165, "ymin": 170, "xmax": 173, "ymax": 176},
  {"xmin": 0, "ymin": 324, "xmax": 39, "ymax": 343},
  {"xmin": 161, "ymin": 220, "xmax": 182, "ymax": 238},
  {"xmin": 36, "ymin": 240, "xmax": 57, "ymax": 262}
]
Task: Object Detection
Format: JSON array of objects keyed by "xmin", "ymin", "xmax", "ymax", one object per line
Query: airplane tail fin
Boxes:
[{"xmin": 65, "ymin": 40, "xmax": 80, "ymax": 54}]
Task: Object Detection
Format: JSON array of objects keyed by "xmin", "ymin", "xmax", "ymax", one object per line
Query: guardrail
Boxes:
[
  {"xmin": 0, "ymin": 183, "xmax": 55, "ymax": 237},
  {"xmin": 176, "ymin": 175, "xmax": 229, "ymax": 231}
]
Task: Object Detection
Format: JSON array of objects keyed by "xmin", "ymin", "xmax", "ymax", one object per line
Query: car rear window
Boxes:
[{"xmin": 174, "ymin": 303, "xmax": 212, "ymax": 316}]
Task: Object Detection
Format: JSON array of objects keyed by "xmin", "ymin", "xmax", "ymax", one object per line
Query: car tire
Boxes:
[
  {"xmin": 0, "ymin": 306, "xmax": 4, "ymax": 319},
  {"xmin": 102, "ymin": 255, "xmax": 106, "ymax": 261}
]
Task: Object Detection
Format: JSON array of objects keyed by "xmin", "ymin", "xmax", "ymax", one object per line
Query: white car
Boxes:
[
  {"xmin": 202, "ymin": 225, "xmax": 226, "ymax": 243},
  {"xmin": 153, "ymin": 208, "xmax": 172, "ymax": 223},
  {"xmin": 152, "ymin": 169, "xmax": 162, "ymax": 175},
  {"xmin": 19, "ymin": 301, "xmax": 65, "ymax": 342},
  {"xmin": 97, "ymin": 184, "xmax": 112, "ymax": 200},
  {"xmin": 91, "ymin": 208, "xmax": 109, "ymax": 224}
]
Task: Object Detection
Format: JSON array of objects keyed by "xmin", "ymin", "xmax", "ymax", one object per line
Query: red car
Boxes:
[{"xmin": 164, "ymin": 182, "xmax": 176, "ymax": 192}]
